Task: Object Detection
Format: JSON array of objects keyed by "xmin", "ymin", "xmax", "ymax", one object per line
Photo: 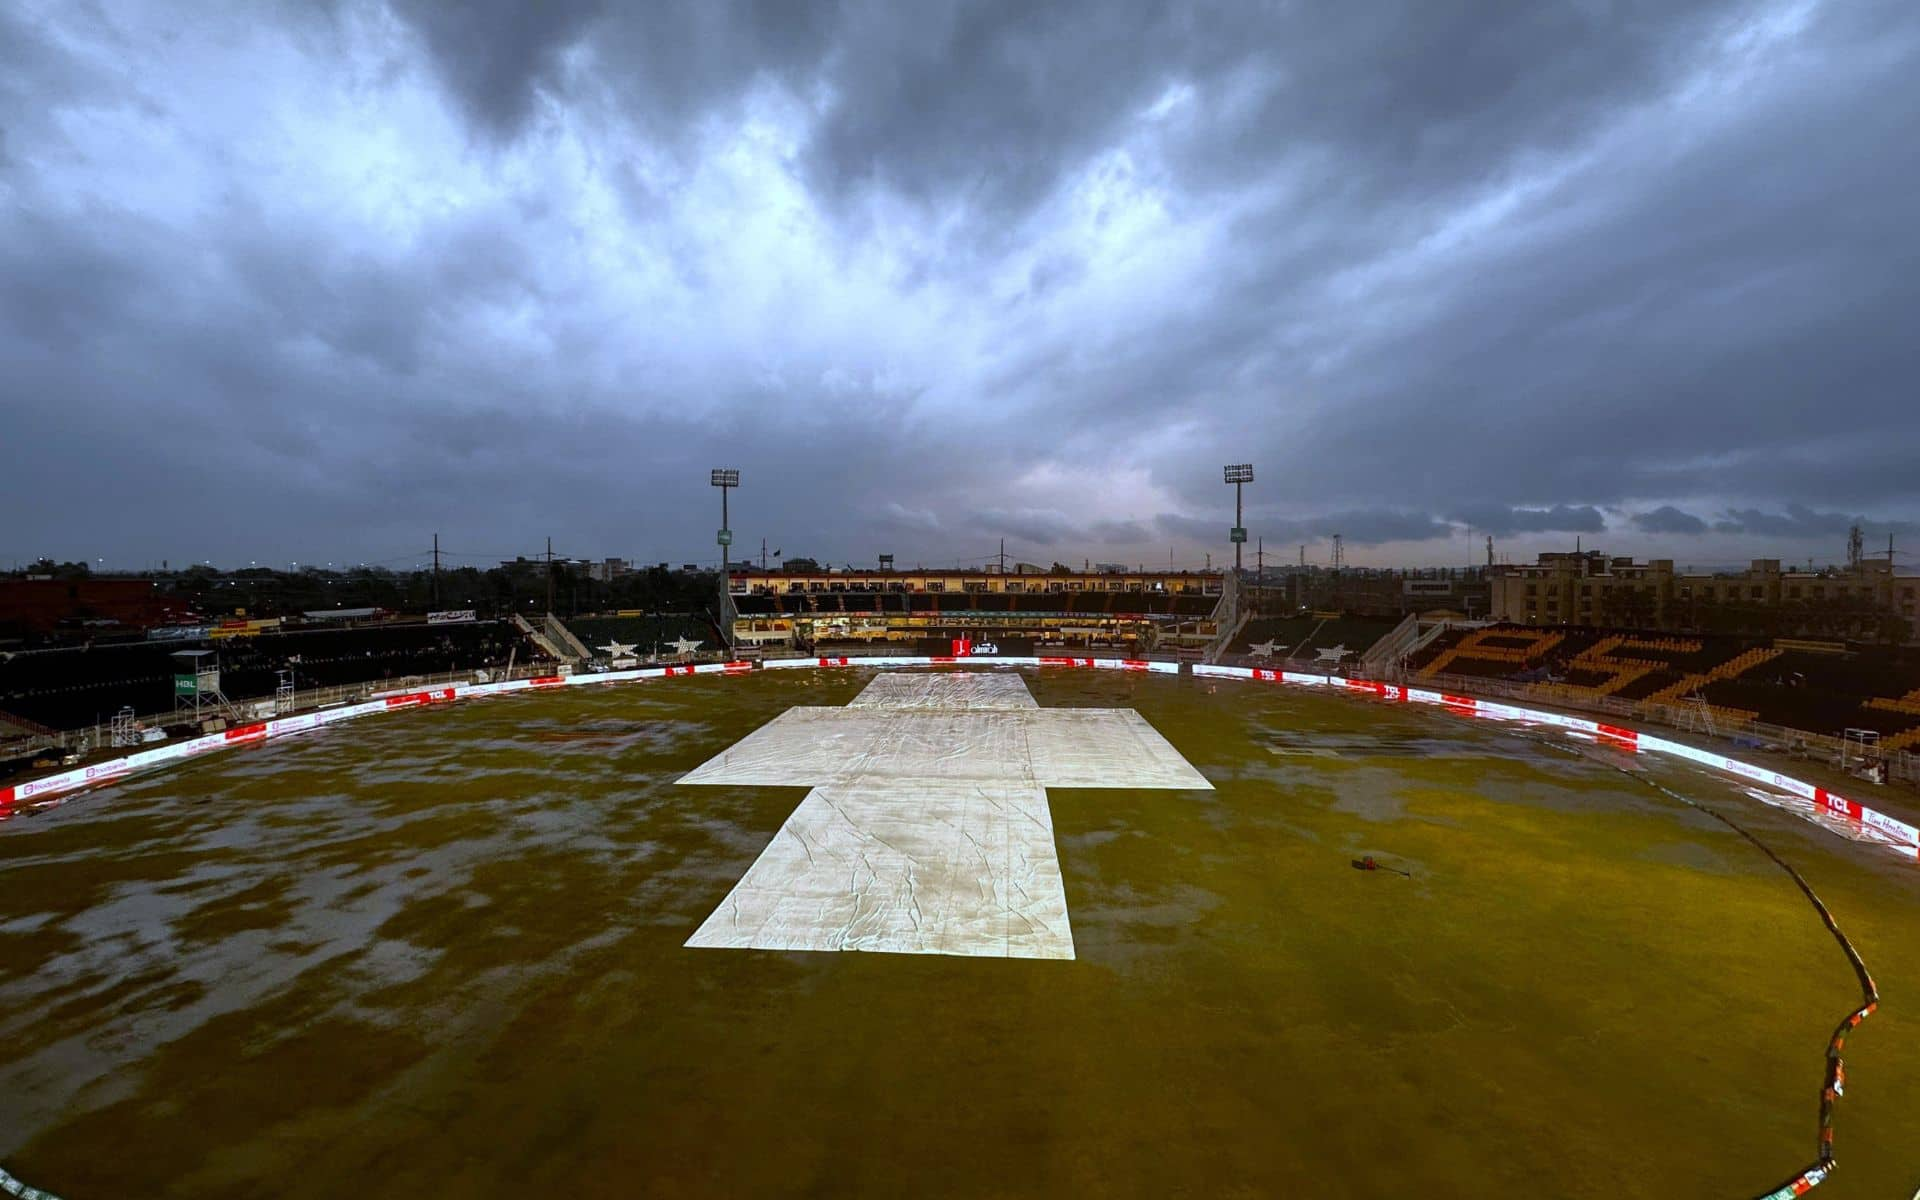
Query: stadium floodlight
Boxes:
[
  {"xmin": 1223, "ymin": 464, "xmax": 1254, "ymax": 574},
  {"xmin": 711, "ymin": 468, "xmax": 740, "ymax": 577}
]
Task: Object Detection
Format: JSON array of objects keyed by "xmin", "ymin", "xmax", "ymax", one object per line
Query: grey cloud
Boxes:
[
  {"xmin": 388, "ymin": 0, "xmax": 1748, "ymax": 248},
  {"xmin": 968, "ymin": 508, "xmax": 1076, "ymax": 548},
  {"xmin": 1023, "ymin": 252, "xmax": 1087, "ymax": 303},
  {"xmin": 388, "ymin": 0, "xmax": 605, "ymax": 139},
  {"xmin": 1159, "ymin": 510, "xmax": 1454, "ymax": 548},
  {"xmin": 1710, "ymin": 506, "xmax": 1920, "ymax": 540},
  {"xmin": 1271, "ymin": 511, "xmax": 1457, "ymax": 547},
  {"xmin": 3, "ymin": 0, "xmax": 1919, "ymax": 568},
  {"xmin": 877, "ymin": 503, "xmax": 943, "ymax": 534},
  {"xmin": 1630, "ymin": 506, "xmax": 1709, "ymax": 535},
  {"xmin": 1447, "ymin": 505, "xmax": 1607, "ymax": 537},
  {"xmin": 1090, "ymin": 519, "xmax": 1151, "ymax": 544},
  {"xmin": 1152, "ymin": 513, "xmax": 1225, "ymax": 544},
  {"xmin": 390, "ymin": 0, "xmax": 843, "ymax": 149}
]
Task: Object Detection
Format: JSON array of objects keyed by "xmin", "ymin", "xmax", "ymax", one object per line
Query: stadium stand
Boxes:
[
  {"xmin": 568, "ymin": 614, "xmax": 724, "ymax": 655},
  {"xmin": 1868, "ymin": 687, "xmax": 1920, "ymax": 718},
  {"xmin": 1403, "ymin": 622, "xmax": 1920, "ymax": 744},
  {"xmin": 1883, "ymin": 725, "xmax": 1920, "ymax": 754},
  {"xmin": 0, "ymin": 643, "xmax": 179, "ymax": 729},
  {"xmin": 1419, "ymin": 628, "xmax": 1566, "ymax": 679},
  {"xmin": 1227, "ymin": 615, "xmax": 1400, "ymax": 661},
  {"xmin": 0, "ymin": 621, "xmax": 526, "ymax": 730},
  {"xmin": 1230, "ymin": 616, "xmax": 1319, "ymax": 656},
  {"xmin": 1705, "ymin": 652, "xmax": 1920, "ymax": 746},
  {"xmin": 1641, "ymin": 646, "xmax": 1783, "ymax": 712},
  {"xmin": 1525, "ymin": 634, "xmax": 1706, "ymax": 706}
]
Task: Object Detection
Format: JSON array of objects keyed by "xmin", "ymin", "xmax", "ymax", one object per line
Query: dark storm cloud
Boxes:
[
  {"xmin": 967, "ymin": 508, "xmax": 1075, "ymax": 547},
  {"xmin": 1157, "ymin": 509, "xmax": 1454, "ymax": 548},
  {"xmin": 1630, "ymin": 506, "xmax": 1710, "ymax": 535},
  {"xmin": 3, "ymin": 0, "xmax": 1918, "ymax": 568},
  {"xmin": 1448, "ymin": 505, "xmax": 1607, "ymax": 537},
  {"xmin": 388, "ymin": 0, "xmax": 604, "ymax": 138},
  {"xmin": 1090, "ymin": 519, "xmax": 1152, "ymax": 545},
  {"xmin": 1257, "ymin": 2, "xmax": 1920, "ymax": 516},
  {"xmin": 408, "ymin": 1, "xmax": 1739, "ymax": 238},
  {"xmin": 1710, "ymin": 506, "xmax": 1920, "ymax": 539},
  {"xmin": 1273, "ymin": 511, "xmax": 1458, "ymax": 548}
]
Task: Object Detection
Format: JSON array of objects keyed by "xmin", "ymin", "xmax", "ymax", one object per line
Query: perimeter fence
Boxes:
[
  {"xmin": 38, "ymin": 655, "xmax": 739, "ymax": 758},
  {"xmin": 23, "ymin": 648, "xmax": 1918, "ymax": 798}
]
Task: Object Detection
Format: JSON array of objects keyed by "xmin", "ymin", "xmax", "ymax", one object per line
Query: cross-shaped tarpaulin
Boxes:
[{"xmin": 679, "ymin": 671, "xmax": 1211, "ymax": 959}]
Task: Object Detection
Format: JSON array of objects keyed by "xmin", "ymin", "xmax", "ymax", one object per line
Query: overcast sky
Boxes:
[{"xmin": 4, "ymin": 0, "xmax": 1918, "ymax": 573}]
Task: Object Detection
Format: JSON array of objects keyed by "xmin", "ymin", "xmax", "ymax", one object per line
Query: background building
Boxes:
[{"xmin": 1491, "ymin": 552, "xmax": 1917, "ymax": 642}]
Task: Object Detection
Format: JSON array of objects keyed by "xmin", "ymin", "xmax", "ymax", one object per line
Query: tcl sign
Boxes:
[{"xmin": 1817, "ymin": 789, "xmax": 1862, "ymax": 822}]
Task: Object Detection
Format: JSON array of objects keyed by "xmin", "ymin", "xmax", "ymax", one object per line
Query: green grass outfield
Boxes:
[{"xmin": 2, "ymin": 668, "xmax": 1916, "ymax": 1198}]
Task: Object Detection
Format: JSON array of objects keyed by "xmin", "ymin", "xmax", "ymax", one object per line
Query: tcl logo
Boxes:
[{"xmin": 1818, "ymin": 790, "xmax": 1859, "ymax": 820}]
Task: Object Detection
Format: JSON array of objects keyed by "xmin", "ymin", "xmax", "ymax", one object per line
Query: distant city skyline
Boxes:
[{"xmin": 6, "ymin": 516, "xmax": 1911, "ymax": 579}]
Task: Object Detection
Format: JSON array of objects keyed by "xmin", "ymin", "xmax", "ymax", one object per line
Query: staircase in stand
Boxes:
[
  {"xmin": 545, "ymin": 615, "xmax": 594, "ymax": 662},
  {"xmin": 0, "ymin": 706, "xmax": 60, "ymax": 754},
  {"xmin": 512, "ymin": 612, "xmax": 574, "ymax": 663}
]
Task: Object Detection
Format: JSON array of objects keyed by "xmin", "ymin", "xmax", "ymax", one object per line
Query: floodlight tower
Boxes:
[
  {"xmin": 711, "ymin": 468, "xmax": 739, "ymax": 579},
  {"xmin": 1223, "ymin": 464, "xmax": 1254, "ymax": 574}
]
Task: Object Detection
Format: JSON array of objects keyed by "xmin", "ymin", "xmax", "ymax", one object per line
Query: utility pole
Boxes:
[
  {"xmin": 1256, "ymin": 538, "xmax": 1264, "ymax": 579},
  {"xmin": 545, "ymin": 536, "xmax": 554, "ymax": 615},
  {"xmin": 432, "ymin": 532, "xmax": 441, "ymax": 608},
  {"xmin": 1299, "ymin": 544, "xmax": 1305, "ymax": 568},
  {"xmin": 1332, "ymin": 534, "xmax": 1344, "ymax": 571},
  {"xmin": 998, "ymin": 538, "xmax": 1007, "ymax": 574}
]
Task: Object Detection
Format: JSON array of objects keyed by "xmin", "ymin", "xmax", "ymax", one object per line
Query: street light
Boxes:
[
  {"xmin": 1223, "ymin": 464, "xmax": 1254, "ymax": 574},
  {"xmin": 711, "ymin": 468, "xmax": 739, "ymax": 578}
]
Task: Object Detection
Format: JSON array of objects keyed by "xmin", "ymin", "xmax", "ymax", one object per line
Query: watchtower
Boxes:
[{"xmin": 171, "ymin": 649, "xmax": 235, "ymax": 722}]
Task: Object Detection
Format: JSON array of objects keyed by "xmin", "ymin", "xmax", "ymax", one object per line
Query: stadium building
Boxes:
[
  {"xmin": 1491, "ymin": 552, "xmax": 1919, "ymax": 640},
  {"xmin": 724, "ymin": 567, "xmax": 1230, "ymax": 657}
]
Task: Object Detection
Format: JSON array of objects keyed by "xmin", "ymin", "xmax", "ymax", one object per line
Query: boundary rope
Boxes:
[
  {"xmin": 1530, "ymin": 734, "xmax": 1877, "ymax": 1199},
  {"xmin": 0, "ymin": 1165, "xmax": 64, "ymax": 1200}
]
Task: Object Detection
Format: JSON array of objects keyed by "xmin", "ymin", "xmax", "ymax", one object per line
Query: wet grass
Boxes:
[{"xmin": 1, "ymin": 669, "xmax": 1916, "ymax": 1198}]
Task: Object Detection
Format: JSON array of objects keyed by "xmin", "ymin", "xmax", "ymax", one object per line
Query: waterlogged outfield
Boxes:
[{"xmin": 1, "ymin": 668, "xmax": 1917, "ymax": 1199}]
